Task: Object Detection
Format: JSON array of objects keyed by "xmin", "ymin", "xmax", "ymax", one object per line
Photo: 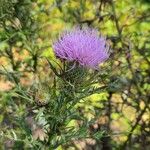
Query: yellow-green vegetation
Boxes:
[{"xmin": 0, "ymin": 0, "xmax": 149, "ymax": 149}]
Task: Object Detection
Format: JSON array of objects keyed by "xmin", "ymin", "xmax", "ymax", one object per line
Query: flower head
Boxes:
[{"xmin": 53, "ymin": 27, "xmax": 109, "ymax": 69}]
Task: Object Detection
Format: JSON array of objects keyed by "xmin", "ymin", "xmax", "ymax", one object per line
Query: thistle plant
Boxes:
[{"xmin": 26, "ymin": 27, "xmax": 110, "ymax": 149}]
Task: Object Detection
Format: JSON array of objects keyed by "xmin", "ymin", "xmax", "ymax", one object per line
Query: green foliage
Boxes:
[{"xmin": 0, "ymin": 0, "xmax": 150, "ymax": 149}]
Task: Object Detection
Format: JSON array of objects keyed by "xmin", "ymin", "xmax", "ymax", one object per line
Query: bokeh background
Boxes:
[{"xmin": 0, "ymin": 0, "xmax": 150, "ymax": 149}]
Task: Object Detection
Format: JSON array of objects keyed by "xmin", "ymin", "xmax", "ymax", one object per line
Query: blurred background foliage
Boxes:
[{"xmin": 0, "ymin": 0, "xmax": 150, "ymax": 149}]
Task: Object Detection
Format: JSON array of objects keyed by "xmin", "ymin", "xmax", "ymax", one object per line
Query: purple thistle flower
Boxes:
[{"xmin": 53, "ymin": 27, "xmax": 110, "ymax": 69}]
